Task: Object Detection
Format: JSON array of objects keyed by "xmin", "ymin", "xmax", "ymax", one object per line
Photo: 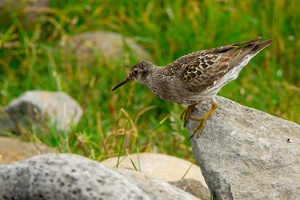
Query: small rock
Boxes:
[
  {"xmin": 0, "ymin": 153, "xmax": 198, "ymax": 200},
  {"xmin": 169, "ymin": 178, "xmax": 210, "ymax": 200},
  {"xmin": 0, "ymin": 107, "xmax": 18, "ymax": 134},
  {"xmin": 0, "ymin": 0, "xmax": 50, "ymax": 27},
  {"xmin": 3, "ymin": 91, "xmax": 83, "ymax": 134},
  {"xmin": 188, "ymin": 96, "xmax": 300, "ymax": 200},
  {"xmin": 61, "ymin": 31, "xmax": 152, "ymax": 67},
  {"xmin": 0, "ymin": 137, "xmax": 56, "ymax": 165}
]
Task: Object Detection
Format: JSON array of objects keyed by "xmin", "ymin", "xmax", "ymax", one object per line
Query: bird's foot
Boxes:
[
  {"xmin": 189, "ymin": 103, "xmax": 218, "ymax": 139},
  {"xmin": 189, "ymin": 116, "xmax": 206, "ymax": 138},
  {"xmin": 180, "ymin": 104, "xmax": 197, "ymax": 127}
]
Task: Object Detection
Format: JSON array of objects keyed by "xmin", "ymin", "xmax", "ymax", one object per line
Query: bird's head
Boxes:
[{"xmin": 112, "ymin": 61, "xmax": 153, "ymax": 91}]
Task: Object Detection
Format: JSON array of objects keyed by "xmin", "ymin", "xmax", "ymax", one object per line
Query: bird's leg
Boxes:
[
  {"xmin": 180, "ymin": 104, "xmax": 197, "ymax": 127},
  {"xmin": 189, "ymin": 102, "xmax": 218, "ymax": 138}
]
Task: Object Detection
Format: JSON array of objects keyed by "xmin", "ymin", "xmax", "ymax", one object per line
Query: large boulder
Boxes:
[
  {"xmin": 0, "ymin": 153, "xmax": 198, "ymax": 200},
  {"xmin": 188, "ymin": 96, "xmax": 300, "ymax": 200}
]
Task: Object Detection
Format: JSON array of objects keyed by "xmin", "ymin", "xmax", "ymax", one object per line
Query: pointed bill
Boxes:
[{"xmin": 112, "ymin": 76, "xmax": 132, "ymax": 91}]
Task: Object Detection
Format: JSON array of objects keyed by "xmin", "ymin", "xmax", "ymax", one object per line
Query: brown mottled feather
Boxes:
[{"xmin": 163, "ymin": 37, "xmax": 266, "ymax": 93}]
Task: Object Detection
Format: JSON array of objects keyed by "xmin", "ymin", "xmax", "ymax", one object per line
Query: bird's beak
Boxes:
[{"xmin": 112, "ymin": 76, "xmax": 132, "ymax": 91}]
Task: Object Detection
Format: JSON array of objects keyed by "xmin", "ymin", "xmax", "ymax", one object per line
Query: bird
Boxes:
[{"xmin": 112, "ymin": 37, "xmax": 272, "ymax": 138}]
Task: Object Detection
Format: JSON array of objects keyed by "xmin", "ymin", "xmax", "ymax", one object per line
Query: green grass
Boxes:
[{"xmin": 0, "ymin": 0, "xmax": 299, "ymax": 162}]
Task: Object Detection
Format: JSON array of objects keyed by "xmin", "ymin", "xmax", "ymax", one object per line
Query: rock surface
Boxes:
[
  {"xmin": 0, "ymin": 0, "xmax": 49, "ymax": 10},
  {"xmin": 101, "ymin": 152, "xmax": 207, "ymax": 184},
  {"xmin": 0, "ymin": 0, "xmax": 50, "ymax": 26},
  {"xmin": 0, "ymin": 107, "xmax": 18, "ymax": 134},
  {"xmin": 0, "ymin": 137, "xmax": 56, "ymax": 165},
  {"xmin": 0, "ymin": 153, "xmax": 198, "ymax": 200},
  {"xmin": 188, "ymin": 96, "xmax": 300, "ymax": 200},
  {"xmin": 101, "ymin": 153, "xmax": 209, "ymax": 199},
  {"xmin": 169, "ymin": 178, "xmax": 210, "ymax": 200},
  {"xmin": 3, "ymin": 91, "xmax": 83, "ymax": 134},
  {"xmin": 61, "ymin": 31, "xmax": 152, "ymax": 67}
]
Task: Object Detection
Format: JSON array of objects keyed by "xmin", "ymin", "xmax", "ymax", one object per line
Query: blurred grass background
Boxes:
[{"xmin": 0, "ymin": 0, "xmax": 299, "ymax": 162}]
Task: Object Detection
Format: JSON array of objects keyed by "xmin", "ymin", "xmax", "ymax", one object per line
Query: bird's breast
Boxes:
[{"xmin": 147, "ymin": 77, "xmax": 206, "ymax": 105}]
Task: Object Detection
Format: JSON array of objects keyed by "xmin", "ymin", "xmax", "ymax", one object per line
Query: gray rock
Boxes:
[
  {"xmin": 0, "ymin": 107, "xmax": 19, "ymax": 134},
  {"xmin": 3, "ymin": 91, "xmax": 83, "ymax": 134},
  {"xmin": 61, "ymin": 31, "xmax": 152, "ymax": 67},
  {"xmin": 0, "ymin": 153, "xmax": 198, "ymax": 200},
  {"xmin": 0, "ymin": 0, "xmax": 50, "ymax": 26},
  {"xmin": 188, "ymin": 96, "xmax": 300, "ymax": 200},
  {"xmin": 169, "ymin": 178, "xmax": 210, "ymax": 200},
  {"xmin": 0, "ymin": 0, "xmax": 49, "ymax": 10}
]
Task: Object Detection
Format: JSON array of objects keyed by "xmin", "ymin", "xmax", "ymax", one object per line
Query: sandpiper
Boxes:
[{"xmin": 112, "ymin": 37, "xmax": 271, "ymax": 138}]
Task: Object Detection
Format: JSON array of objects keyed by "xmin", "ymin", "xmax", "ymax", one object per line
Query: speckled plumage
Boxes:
[{"xmin": 112, "ymin": 37, "xmax": 271, "ymax": 138}]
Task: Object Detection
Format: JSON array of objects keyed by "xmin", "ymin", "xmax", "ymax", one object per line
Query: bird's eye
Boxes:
[{"xmin": 133, "ymin": 69, "xmax": 139, "ymax": 75}]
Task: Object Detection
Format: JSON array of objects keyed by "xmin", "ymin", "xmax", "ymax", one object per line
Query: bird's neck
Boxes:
[{"xmin": 143, "ymin": 66, "xmax": 166, "ymax": 96}]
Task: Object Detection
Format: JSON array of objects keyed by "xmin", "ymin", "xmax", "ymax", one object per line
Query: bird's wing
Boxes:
[{"xmin": 165, "ymin": 37, "xmax": 268, "ymax": 93}]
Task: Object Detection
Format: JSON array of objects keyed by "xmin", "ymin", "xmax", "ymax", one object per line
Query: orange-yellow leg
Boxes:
[
  {"xmin": 180, "ymin": 104, "xmax": 197, "ymax": 127},
  {"xmin": 189, "ymin": 103, "xmax": 218, "ymax": 138}
]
